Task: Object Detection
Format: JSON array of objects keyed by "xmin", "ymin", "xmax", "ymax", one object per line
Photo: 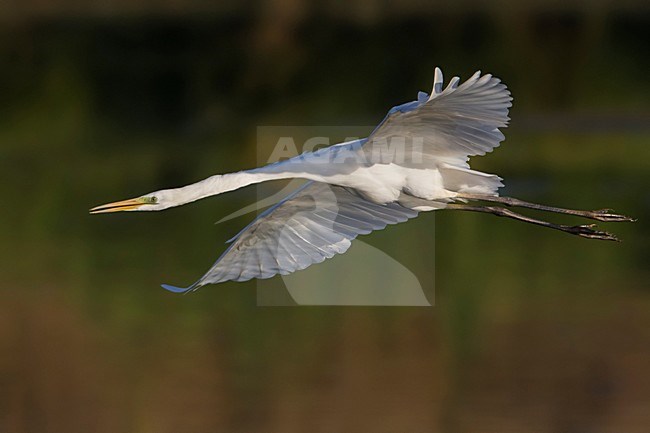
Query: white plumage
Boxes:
[{"xmin": 91, "ymin": 67, "xmax": 632, "ymax": 292}]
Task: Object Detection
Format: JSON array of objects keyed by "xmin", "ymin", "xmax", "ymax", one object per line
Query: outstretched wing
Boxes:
[
  {"xmin": 162, "ymin": 182, "xmax": 418, "ymax": 292},
  {"xmin": 361, "ymin": 67, "xmax": 512, "ymax": 168}
]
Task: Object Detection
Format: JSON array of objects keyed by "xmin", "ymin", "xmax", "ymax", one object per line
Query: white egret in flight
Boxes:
[{"xmin": 91, "ymin": 68, "xmax": 633, "ymax": 292}]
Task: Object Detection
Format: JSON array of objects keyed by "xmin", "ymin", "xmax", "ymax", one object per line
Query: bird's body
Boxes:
[
  {"xmin": 91, "ymin": 68, "xmax": 633, "ymax": 292},
  {"xmin": 223, "ymin": 147, "xmax": 474, "ymax": 206}
]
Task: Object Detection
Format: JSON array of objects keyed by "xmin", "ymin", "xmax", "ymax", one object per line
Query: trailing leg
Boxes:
[
  {"xmin": 446, "ymin": 204, "xmax": 619, "ymax": 241},
  {"xmin": 456, "ymin": 194, "xmax": 634, "ymax": 223}
]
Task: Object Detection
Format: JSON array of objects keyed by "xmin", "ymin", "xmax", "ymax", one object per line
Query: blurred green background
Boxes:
[{"xmin": 1, "ymin": 1, "xmax": 649, "ymax": 432}]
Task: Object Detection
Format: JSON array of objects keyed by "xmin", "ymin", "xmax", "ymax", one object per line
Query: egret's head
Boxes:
[{"xmin": 89, "ymin": 190, "xmax": 175, "ymax": 214}]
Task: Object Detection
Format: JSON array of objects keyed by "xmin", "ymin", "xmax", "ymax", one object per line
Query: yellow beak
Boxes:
[{"xmin": 90, "ymin": 197, "xmax": 146, "ymax": 214}]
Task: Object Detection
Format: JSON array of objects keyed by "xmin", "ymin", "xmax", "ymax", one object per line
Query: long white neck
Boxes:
[
  {"xmin": 160, "ymin": 140, "xmax": 363, "ymax": 208},
  {"xmin": 166, "ymin": 169, "xmax": 296, "ymax": 207}
]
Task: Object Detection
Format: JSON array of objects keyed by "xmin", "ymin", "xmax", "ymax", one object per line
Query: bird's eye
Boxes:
[{"xmin": 149, "ymin": 196, "xmax": 158, "ymax": 204}]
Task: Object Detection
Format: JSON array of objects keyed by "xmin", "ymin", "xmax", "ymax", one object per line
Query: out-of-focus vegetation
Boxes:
[{"xmin": 0, "ymin": 2, "xmax": 648, "ymax": 432}]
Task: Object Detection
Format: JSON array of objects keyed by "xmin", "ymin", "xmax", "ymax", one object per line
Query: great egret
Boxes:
[{"xmin": 91, "ymin": 68, "xmax": 633, "ymax": 292}]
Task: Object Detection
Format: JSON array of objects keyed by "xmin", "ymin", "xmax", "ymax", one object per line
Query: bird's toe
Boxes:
[
  {"xmin": 591, "ymin": 209, "xmax": 636, "ymax": 223},
  {"xmin": 570, "ymin": 224, "xmax": 619, "ymax": 241}
]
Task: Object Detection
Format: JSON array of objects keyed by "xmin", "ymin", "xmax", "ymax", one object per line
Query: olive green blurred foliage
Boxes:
[{"xmin": 0, "ymin": 5, "xmax": 649, "ymax": 433}]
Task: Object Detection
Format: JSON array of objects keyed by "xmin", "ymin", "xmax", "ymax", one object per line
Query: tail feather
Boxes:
[{"xmin": 439, "ymin": 164, "xmax": 503, "ymax": 196}]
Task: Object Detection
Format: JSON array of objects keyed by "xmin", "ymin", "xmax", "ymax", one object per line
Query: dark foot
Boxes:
[
  {"xmin": 589, "ymin": 209, "xmax": 636, "ymax": 223},
  {"xmin": 567, "ymin": 224, "xmax": 619, "ymax": 241}
]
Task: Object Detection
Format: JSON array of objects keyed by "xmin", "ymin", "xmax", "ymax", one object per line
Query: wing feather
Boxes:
[
  {"xmin": 162, "ymin": 181, "xmax": 419, "ymax": 292},
  {"xmin": 362, "ymin": 68, "xmax": 512, "ymax": 167}
]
